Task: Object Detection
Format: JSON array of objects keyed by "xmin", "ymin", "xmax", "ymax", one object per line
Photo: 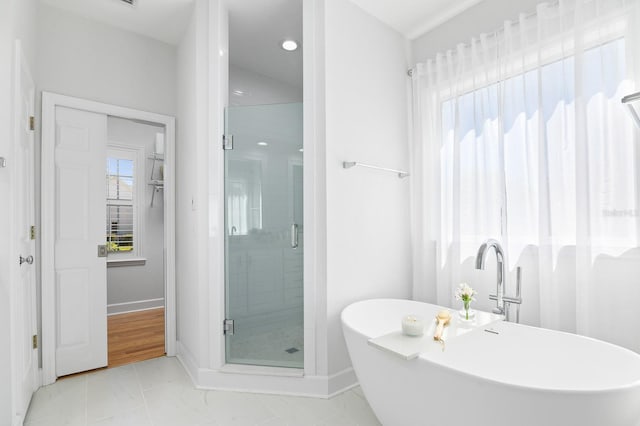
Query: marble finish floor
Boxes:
[{"xmin": 25, "ymin": 357, "xmax": 381, "ymax": 426}]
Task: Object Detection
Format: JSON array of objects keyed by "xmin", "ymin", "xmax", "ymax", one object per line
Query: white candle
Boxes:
[
  {"xmin": 155, "ymin": 133, "xmax": 165, "ymax": 155},
  {"xmin": 401, "ymin": 315, "xmax": 425, "ymax": 337}
]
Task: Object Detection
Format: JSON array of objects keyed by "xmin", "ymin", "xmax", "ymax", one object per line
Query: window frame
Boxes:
[{"xmin": 106, "ymin": 144, "xmax": 146, "ymax": 265}]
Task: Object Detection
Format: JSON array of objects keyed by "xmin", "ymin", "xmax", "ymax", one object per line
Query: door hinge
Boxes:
[
  {"xmin": 30, "ymin": 225, "xmax": 36, "ymax": 240},
  {"xmin": 29, "ymin": 116, "xmax": 35, "ymax": 131},
  {"xmin": 223, "ymin": 319, "xmax": 234, "ymax": 335},
  {"xmin": 32, "ymin": 335, "xmax": 37, "ymax": 349},
  {"xmin": 223, "ymin": 134, "xmax": 233, "ymax": 150}
]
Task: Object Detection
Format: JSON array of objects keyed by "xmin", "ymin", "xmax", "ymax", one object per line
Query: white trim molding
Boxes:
[
  {"xmin": 40, "ymin": 92, "xmax": 177, "ymax": 385},
  {"xmin": 176, "ymin": 342, "xmax": 357, "ymax": 398},
  {"xmin": 106, "ymin": 298, "xmax": 165, "ymax": 315}
]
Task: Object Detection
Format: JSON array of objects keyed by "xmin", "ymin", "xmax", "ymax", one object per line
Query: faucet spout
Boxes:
[{"xmin": 475, "ymin": 239, "xmax": 506, "ymax": 317}]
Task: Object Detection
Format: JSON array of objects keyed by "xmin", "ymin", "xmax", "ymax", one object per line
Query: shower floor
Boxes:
[{"xmin": 226, "ymin": 312, "xmax": 304, "ymax": 369}]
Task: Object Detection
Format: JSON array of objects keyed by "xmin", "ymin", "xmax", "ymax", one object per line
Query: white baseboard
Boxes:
[
  {"xmin": 176, "ymin": 340, "xmax": 357, "ymax": 398},
  {"xmin": 37, "ymin": 367, "xmax": 43, "ymax": 388},
  {"xmin": 176, "ymin": 341, "xmax": 200, "ymax": 386},
  {"xmin": 107, "ymin": 298, "xmax": 164, "ymax": 315},
  {"xmin": 327, "ymin": 367, "xmax": 359, "ymax": 397}
]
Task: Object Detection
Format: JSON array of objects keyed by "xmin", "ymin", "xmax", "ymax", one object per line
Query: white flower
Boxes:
[{"xmin": 455, "ymin": 283, "xmax": 477, "ymax": 302}]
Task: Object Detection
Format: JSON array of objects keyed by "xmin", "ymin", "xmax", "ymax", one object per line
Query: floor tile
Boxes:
[
  {"xmin": 200, "ymin": 390, "xmax": 276, "ymax": 425},
  {"xmin": 143, "ymin": 378, "xmax": 215, "ymax": 426},
  {"xmin": 257, "ymin": 393, "xmax": 344, "ymax": 425},
  {"xmin": 88, "ymin": 406, "xmax": 152, "ymax": 426},
  {"xmin": 134, "ymin": 356, "xmax": 188, "ymax": 391},
  {"xmin": 25, "ymin": 357, "xmax": 382, "ymax": 426},
  {"xmin": 25, "ymin": 374, "xmax": 87, "ymax": 426},
  {"xmin": 351, "ymin": 386, "xmax": 365, "ymax": 400},
  {"xmin": 332, "ymin": 391, "xmax": 381, "ymax": 425},
  {"xmin": 86, "ymin": 364, "xmax": 145, "ymax": 423}
]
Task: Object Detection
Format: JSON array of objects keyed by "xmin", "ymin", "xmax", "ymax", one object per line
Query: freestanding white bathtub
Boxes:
[{"xmin": 342, "ymin": 299, "xmax": 640, "ymax": 426}]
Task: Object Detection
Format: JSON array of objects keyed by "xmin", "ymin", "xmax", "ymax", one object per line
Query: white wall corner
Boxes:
[
  {"xmin": 206, "ymin": 0, "xmax": 228, "ymax": 372},
  {"xmin": 303, "ymin": 0, "xmax": 329, "ymax": 379}
]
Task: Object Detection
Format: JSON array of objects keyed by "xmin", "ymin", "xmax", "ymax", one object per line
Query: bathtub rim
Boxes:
[{"xmin": 342, "ymin": 298, "xmax": 640, "ymax": 394}]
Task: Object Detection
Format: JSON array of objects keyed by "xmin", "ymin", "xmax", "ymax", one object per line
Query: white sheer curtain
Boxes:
[{"xmin": 410, "ymin": 0, "xmax": 640, "ymax": 352}]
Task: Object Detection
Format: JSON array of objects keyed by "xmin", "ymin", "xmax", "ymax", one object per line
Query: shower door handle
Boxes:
[{"xmin": 291, "ymin": 223, "xmax": 299, "ymax": 249}]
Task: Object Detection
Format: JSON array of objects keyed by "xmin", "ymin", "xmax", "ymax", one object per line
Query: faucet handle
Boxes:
[
  {"xmin": 514, "ymin": 267, "xmax": 522, "ymax": 323},
  {"xmin": 491, "ymin": 267, "xmax": 522, "ymax": 305}
]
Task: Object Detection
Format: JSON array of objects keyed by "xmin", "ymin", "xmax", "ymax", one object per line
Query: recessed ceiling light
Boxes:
[
  {"xmin": 298, "ymin": 148, "xmax": 304, "ymax": 152},
  {"xmin": 257, "ymin": 141, "xmax": 268, "ymax": 146},
  {"xmin": 281, "ymin": 40, "xmax": 298, "ymax": 51}
]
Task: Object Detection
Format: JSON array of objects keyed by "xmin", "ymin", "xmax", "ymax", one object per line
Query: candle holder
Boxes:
[{"xmin": 401, "ymin": 315, "xmax": 425, "ymax": 336}]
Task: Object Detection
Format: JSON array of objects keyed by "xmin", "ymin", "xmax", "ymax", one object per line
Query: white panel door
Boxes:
[
  {"xmin": 11, "ymin": 41, "xmax": 38, "ymax": 423},
  {"xmin": 54, "ymin": 106, "xmax": 108, "ymax": 376}
]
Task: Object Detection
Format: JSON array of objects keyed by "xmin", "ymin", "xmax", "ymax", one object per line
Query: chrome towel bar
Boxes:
[{"xmin": 342, "ymin": 161, "xmax": 409, "ymax": 178}]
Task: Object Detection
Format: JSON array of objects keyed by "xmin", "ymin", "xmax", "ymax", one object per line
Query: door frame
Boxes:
[{"xmin": 41, "ymin": 92, "xmax": 177, "ymax": 385}]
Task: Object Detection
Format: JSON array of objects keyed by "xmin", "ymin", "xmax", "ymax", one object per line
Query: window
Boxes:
[
  {"xmin": 440, "ymin": 37, "xmax": 636, "ymax": 259},
  {"xmin": 106, "ymin": 147, "xmax": 142, "ymax": 259}
]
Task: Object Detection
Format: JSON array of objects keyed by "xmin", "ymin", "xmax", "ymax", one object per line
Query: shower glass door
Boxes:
[{"xmin": 224, "ymin": 102, "xmax": 303, "ymax": 369}]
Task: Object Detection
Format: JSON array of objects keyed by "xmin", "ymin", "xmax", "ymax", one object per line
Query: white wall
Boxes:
[
  {"xmin": 106, "ymin": 116, "xmax": 165, "ymax": 313},
  {"xmin": 0, "ymin": 0, "xmax": 38, "ymax": 423},
  {"xmin": 323, "ymin": 0, "xmax": 412, "ymax": 376},
  {"xmin": 176, "ymin": 0, "xmax": 223, "ymax": 371},
  {"xmin": 0, "ymin": 14, "xmax": 12, "ymax": 421},
  {"xmin": 176, "ymin": 2, "xmax": 201, "ymax": 368},
  {"xmin": 229, "ymin": 64, "xmax": 302, "ymax": 106},
  {"xmin": 37, "ymin": 3, "xmax": 177, "ymax": 116},
  {"xmin": 411, "ymin": 0, "xmax": 541, "ymax": 63}
]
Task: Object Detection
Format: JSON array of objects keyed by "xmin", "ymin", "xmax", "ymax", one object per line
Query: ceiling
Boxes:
[
  {"xmin": 348, "ymin": 0, "xmax": 484, "ymax": 40},
  {"xmin": 39, "ymin": 0, "xmax": 195, "ymax": 45},
  {"xmin": 38, "ymin": 0, "xmax": 478, "ymax": 81},
  {"xmin": 227, "ymin": 0, "xmax": 303, "ymax": 89}
]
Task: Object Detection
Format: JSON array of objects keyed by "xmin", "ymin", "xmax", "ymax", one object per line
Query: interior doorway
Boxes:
[
  {"xmin": 40, "ymin": 93, "xmax": 176, "ymax": 384},
  {"xmin": 105, "ymin": 116, "xmax": 167, "ymax": 367}
]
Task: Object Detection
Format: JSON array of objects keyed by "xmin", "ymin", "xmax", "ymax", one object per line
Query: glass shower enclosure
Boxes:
[{"xmin": 224, "ymin": 102, "xmax": 303, "ymax": 369}]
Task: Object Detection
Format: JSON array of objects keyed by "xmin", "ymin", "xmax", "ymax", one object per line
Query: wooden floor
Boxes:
[{"xmin": 108, "ymin": 307, "xmax": 165, "ymax": 368}]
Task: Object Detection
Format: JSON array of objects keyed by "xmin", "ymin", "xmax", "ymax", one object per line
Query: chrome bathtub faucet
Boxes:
[{"xmin": 475, "ymin": 239, "xmax": 523, "ymax": 322}]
